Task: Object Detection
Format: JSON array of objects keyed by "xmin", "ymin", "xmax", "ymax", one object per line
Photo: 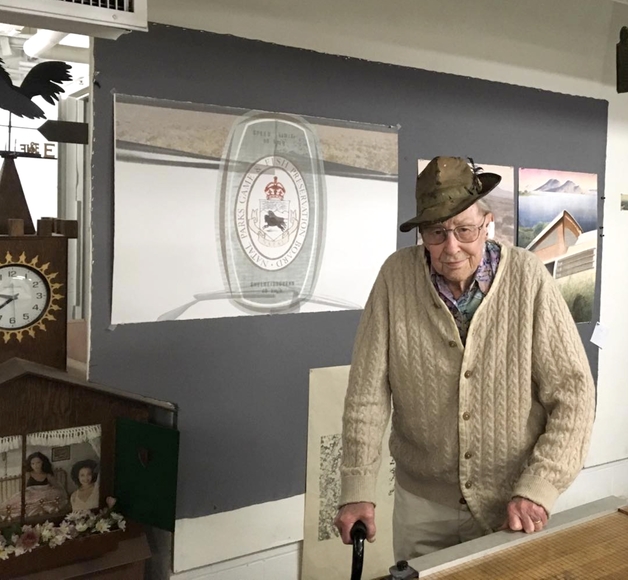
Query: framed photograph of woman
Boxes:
[
  {"xmin": 22, "ymin": 450, "xmax": 71, "ymax": 521},
  {"xmin": 69, "ymin": 458, "xmax": 99, "ymax": 512},
  {"xmin": 25, "ymin": 425, "xmax": 101, "ymax": 522}
]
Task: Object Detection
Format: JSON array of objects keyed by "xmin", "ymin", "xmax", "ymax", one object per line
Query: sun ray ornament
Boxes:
[{"xmin": 0, "ymin": 251, "xmax": 64, "ymax": 344}]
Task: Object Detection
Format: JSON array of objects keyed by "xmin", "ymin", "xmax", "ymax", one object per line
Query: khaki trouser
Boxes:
[{"xmin": 392, "ymin": 481, "xmax": 486, "ymax": 562}]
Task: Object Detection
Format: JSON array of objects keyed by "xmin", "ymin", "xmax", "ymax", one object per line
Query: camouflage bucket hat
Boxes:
[{"xmin": 399, "ymin": 156, "xmax": 502, "ymax": 232}]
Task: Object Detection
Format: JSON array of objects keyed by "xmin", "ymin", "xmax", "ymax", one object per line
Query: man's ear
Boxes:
[{"xmin": 486, "ymin": 213, "xmax": 495, "ymax": 238}]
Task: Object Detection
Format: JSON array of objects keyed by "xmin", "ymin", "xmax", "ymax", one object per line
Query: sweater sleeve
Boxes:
[
  {"xmin": 339, "ymin": 264, "xmax": 392, "ymax": 507},
  {"xmin": 512, "ymin": 261, "xmax": 596, "ymax": 514}
]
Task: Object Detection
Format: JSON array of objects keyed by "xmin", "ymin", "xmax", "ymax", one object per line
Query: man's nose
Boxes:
[{"xmin": 443, "ymin": 230, "xmax": 460, "ymax": 252}]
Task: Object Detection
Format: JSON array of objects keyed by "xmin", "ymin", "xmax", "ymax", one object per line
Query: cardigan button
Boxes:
[
  {"xmin": 459, "ymin": 497, "xmax": 467, "ymax": 505},
  {"xmin": 464, "ymin": 370, "xmax": 473, "ymax": 378},
  {"xmin": 465, "ymin": 481, "xmax": 473, "ymax": 489},
  {"xmin": 462, "ymin": 412, "xmax": 471, "ymax": 421},
  {"xmin": 464, "ymin": 451, "xmax": 473, "ymax": 459},
  {"xmin": 448, "ymin": 340, "xmax": 457, "ymax": 347}
]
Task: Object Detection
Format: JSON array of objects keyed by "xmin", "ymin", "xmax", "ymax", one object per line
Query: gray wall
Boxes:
[{"xmin": 91, "ymin": 25, "xmax": 607, "ymax": 519}]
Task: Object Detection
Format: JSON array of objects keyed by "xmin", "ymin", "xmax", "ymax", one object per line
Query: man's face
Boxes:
[{"xmin": 422, "ymin": 204, "xmax": 491, "ymax": 284}]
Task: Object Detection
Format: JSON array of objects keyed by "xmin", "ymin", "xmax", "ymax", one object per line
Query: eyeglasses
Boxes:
[{"xmin": 421, "ymin": 220, "xmax": 486, "ymax": 246}]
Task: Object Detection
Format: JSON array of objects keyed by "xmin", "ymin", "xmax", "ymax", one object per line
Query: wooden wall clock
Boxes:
[{"xmin": 0, "ymin": 219, "xmax": 76, "ymax": 370}]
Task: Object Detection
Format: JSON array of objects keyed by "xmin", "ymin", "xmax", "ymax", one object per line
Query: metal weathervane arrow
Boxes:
[{"xmin": 38, "ymin": 119, "xmax": 88, "ymax": 145}]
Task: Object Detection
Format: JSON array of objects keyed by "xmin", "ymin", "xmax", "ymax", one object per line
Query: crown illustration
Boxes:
[{"xmin": 264, "ymin": 176, "xmax": 286, "ymax": 200}]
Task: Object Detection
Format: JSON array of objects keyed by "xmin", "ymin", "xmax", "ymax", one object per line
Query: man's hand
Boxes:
[
  {"xmin": 334, "ymin": 502, "xmax": 376, "ymax": 544},
  {"xmin": 500, "ymin": 496, "xmax": 548, "ymax": 533}
]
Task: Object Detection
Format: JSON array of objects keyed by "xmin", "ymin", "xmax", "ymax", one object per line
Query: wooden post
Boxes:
[
  {"xmin": 37, "ymin": 218, "xmax": 54, "ymax": 236},
  {"xmin": 7, "ymin": 218, "xmax": 24, "ymax": 236},
  {"xmin": 57, "ymin": 219, "xmax": 79, "ymax": 238}
]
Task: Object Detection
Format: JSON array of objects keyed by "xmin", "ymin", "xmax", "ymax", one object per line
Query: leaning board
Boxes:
[{"xmin": 408, "ymin": 497, "xmax": 628, "ymax": 579}]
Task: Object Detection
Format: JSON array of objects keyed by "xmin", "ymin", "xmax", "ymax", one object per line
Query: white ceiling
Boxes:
[{"xmin": 0, "ymin": 23, "xmax": 89, "ymax": 98}]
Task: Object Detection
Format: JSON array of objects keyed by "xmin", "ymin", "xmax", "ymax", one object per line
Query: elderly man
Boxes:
[{"xmin": 334, "ymin": 156, "xmax": 595, "ymax": 561}]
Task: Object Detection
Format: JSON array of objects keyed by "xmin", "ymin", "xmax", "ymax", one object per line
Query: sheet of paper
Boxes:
[{"xmin": 590, "ymin": 322, "xmax": 608, "ymax": 349}]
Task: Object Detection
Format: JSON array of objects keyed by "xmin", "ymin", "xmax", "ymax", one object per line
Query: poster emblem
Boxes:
[
  {"xmin": 219, "ymin": 112, "xmax": 326, "ymax": 313},
  {"xmin": 237, "ymin": 157, "xmax": 309, "ymax": 271}
]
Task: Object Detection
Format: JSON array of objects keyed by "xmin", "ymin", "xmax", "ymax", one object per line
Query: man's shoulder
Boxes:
[
  {"xmin": 500, "ymin": 243, "xmax": 548, "ymax": 281},
  {"xmin": 380, "ymin": 245, "xmax": 423, "ymax": 272}
]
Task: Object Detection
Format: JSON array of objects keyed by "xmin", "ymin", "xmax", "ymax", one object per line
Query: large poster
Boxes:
[
  {"xmin": 518, "ymin": 168, "xmax": 598, "ymax": 323},
  {"xmin": 112, "ymin": 95, "xmax": 398, "ymax": 324},
  {"xmin": 303, "ymin": 366, "xmax": 395, "ymax": 580}
]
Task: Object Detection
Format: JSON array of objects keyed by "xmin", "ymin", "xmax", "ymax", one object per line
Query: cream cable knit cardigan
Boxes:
[{"xmin": 340, "ymin": 243, "xmax": 596, "ymax": 531}]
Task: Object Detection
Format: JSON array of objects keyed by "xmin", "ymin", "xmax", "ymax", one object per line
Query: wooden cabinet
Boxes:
[
  {"xmin": 13, "ymin": 532, "xmax": 151, "ymax": 580},
  {"xmin": 0, "ymin": 359, "xmax": 176, "ymax": 578}
]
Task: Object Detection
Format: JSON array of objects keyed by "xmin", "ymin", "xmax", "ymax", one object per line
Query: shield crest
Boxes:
[{"xmin": 217, "ymin": 111, "xmax": 326, "ymax": 313}]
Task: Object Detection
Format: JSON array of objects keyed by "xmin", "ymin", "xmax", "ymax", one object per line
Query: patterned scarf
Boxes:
[{"xmin": 427, "ymin": 240, "xmax": 501, "ymax": 344}]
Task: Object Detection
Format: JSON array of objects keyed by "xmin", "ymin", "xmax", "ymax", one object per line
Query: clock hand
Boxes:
[{"xmin": 0, "ymin": 294, "xmax": 17, "ymax": 310}]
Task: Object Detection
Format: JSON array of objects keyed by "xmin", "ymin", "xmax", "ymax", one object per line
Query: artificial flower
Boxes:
[
  {"xmin": 94, "ymin": 519, "xmax": 111, "ymax": 534},
  {"xmin": 0, "ymin": 509, "xmax": 126, "ymax": 560},
  {"xmin": 17, "ymin": 528, "xmax": 39, "ymax": 552}
]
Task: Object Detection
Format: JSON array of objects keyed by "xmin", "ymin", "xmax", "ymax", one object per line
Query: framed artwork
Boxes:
[
  {"xmin": 518, "ymin": 168, "xmax": 598, "ymax": 323},
  {"xmin": 51, "ymin": 446, "xmax": 71, "ymax": 463},
  {"xmin": 0, "ymin": 425, "xmax": 102, "ymax": 524}
]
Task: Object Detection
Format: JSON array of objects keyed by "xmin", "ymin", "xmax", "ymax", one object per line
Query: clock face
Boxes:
[{"xmin": 0, "ymin": 265, "xmax": 51, "ymax": 330}]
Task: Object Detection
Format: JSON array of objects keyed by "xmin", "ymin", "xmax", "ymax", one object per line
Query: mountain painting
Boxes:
[
  {"xmin": 518, "ymin": 168, "xmax": 598, "ymax": 324},
  {"xmin": 417, "ymin": 161, "xmax": 515, "ymax": 244}
]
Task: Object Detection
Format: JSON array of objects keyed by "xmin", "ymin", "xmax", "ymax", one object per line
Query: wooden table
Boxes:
[{"xmin": 407, "ymin": 496, "xmax": 628, "ymax": 579}]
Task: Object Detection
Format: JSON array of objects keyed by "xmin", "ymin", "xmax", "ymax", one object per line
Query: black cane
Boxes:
[{"xmin": 350, "ymin": 520, "xmax": 368, "ymax": 580}]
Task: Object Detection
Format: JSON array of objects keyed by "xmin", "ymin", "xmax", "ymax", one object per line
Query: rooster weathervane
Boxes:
[
  {"xmin": 0, "ymin": 58, "xmax": 86, "ymax": 154},
  {"xmin": 0, "ymin": 58, "xmax": 83, "ymax": 236},
  {"xmin": 0, "ymin": 58, "xmax": 72, "ymax": 120}
]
